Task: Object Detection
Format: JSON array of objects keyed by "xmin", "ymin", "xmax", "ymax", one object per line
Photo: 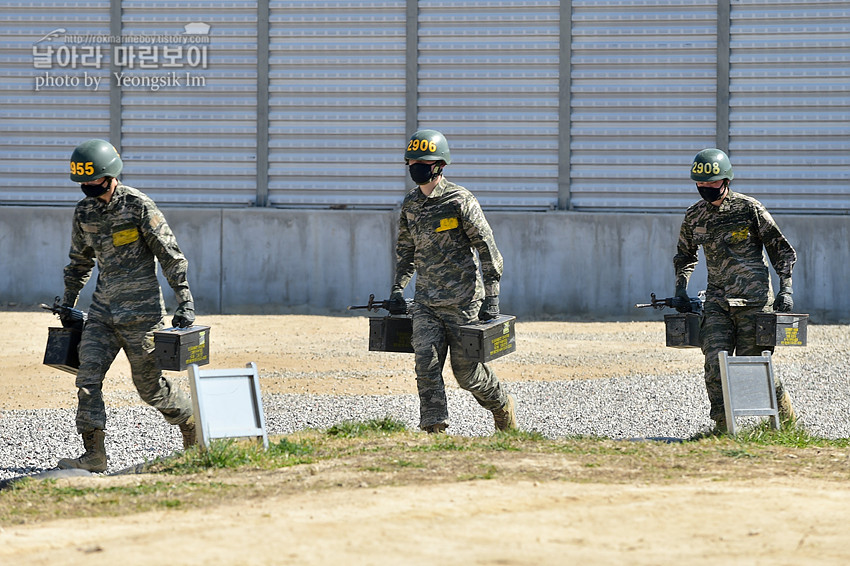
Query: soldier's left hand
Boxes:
[
  {"xmin": 774, "ymin": 289, "xmax": 793, "ymax": 313},
  {"xmin": 387, "ymin": 290, "xmax": 408, "ymax": 315},
  {"xmin": 478, "ymin": 296, "xmax": 500, "ymax": 321},
  {"xmin": 172, "ymin": 301, "xmax": 195, "ymax": 328},
  {"xmin": 58, "ymin": 304, "xmax": 76, "ymax": 328}
]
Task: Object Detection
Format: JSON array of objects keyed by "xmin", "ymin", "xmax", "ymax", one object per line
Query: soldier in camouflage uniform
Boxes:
[
  {"xmin": 674, "ymin": 148, "xmax": 797, "ymax": 433},
  {"xmin": 57, "ymin": 139, "xmax": 197, "ymax": 472},
  {"xmin": 389, "ymin": 129, "xmax": 517, "ymax": 434}
]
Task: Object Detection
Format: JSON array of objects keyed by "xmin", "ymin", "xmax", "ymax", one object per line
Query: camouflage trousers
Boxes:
[
  {"xmin": 410, "ymin": 302, "xmax": 508, "ymax": 429},
  {"xmin": 700, "ymin": 301, "xmax": 786, "ymax": 423},
  {"xmin": 74, "ymin": 317, "xmax": 193, "ymax": 433}
]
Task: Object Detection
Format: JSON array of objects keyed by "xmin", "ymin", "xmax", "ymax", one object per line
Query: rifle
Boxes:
[
  {"xmin": 635, "ymin": 292, "xmax": 704, "ymax": 314},
  {"xmin": 40, "ymin": 296, "xmax": 87, "ymax": 331},
  {"xmin": 348, "ymin": 293, "xmax": 413, "ymax": 314}
]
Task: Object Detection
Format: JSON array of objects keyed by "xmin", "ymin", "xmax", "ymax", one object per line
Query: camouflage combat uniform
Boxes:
[
  {"xmin": 63, "ymin": 184, "xmax": 194, "ymax": 433},
  {"xmin": 674, "ymin": 190, "xmax": 797, "ymax": 423},
  {"xmin": 393, "ymin": 178, "xmax": 508, "ymax": 429}
]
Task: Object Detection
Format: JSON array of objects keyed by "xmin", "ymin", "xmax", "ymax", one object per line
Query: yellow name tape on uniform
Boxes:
[
  {"xmin": 729, "ymin": 227, "xmax": 749, "ymax": 244},
  {"xmin": 112, "ymin": 226, "xmax": 140, "ymax": 246},
  {"xmin": 435, "ymin": 217, "xmax": 459, "ymax": 232}
]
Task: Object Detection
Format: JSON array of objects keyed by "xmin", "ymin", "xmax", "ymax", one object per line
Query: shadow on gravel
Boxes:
[
  {"xmin": 0, "ymin": 462, "xmax": 157, "ymax": 491},
  {"xmin": 626, "ymin": 437, "xmax": 686, "ymax": 444},
  {"xmin": 0, "ymin": 462, "xmax": 179, "ymax": 491},
  {"xmin": 0, "ymin": 467, "xmax": 93, "ymax": 490}
]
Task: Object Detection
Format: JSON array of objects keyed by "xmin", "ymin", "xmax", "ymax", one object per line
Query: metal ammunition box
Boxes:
[
  {"xmin": 755, "ymin": 313, "xmax": 808, "ymax": 347},
  {"xmin": 43, "ymin": 327, "xmax": 82, "ymax": 375},
  {"xmin": 458, "ymin": 315, "xmax": 517, "ymax": 362},
  {"xmin": 154, "ymin": 325, "xmax": 211, "ymax": 371},
  {"xmin": 664, "ymin": 313, "xmax": 701, "ymax": 348},
  {"xmin": 368, "ymin": 316, "xmax": 414, "ymax": 353}
]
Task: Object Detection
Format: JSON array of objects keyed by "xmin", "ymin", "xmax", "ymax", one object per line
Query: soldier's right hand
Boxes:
[
  {"xmin": 674, "ymin": 286, "xmax": 692, "ymax": 313},
  {"xmin": 172, "ymin": 301, "xmax": 196, "ymax": 328},
  {"xmin": 387, "ymin": 290, "xmax": 408, "ymax": 315},
  {"xmin": 774, "ymin": 288, "xmax": 794, "ymax": 312},
  {"xmin": 478, "ymin": 296, "xmax": 500, "ymax": 321}
]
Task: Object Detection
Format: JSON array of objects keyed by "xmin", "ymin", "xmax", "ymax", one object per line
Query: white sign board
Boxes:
[
  {"xmin": 188, "ymin": 362, "xmax": 269, "ymax": 449},
  {"xmin": 718, "ymin": 350, "xmax": 780, "ymax": 435}
]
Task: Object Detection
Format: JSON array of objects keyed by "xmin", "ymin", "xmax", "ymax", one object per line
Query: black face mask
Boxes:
[
  {"xmin": 81, "ymin": 179, "xmax": 109, "ymax": 198},
  {"xmin": 408, "ymin": 162, "xmax": 442, "ymax": 186},
  {"xmin": 697, "ymin": 183, "xmax": 726, "ymax": 203}
]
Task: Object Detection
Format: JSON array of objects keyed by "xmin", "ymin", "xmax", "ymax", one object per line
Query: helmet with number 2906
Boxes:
[
  {"xmin": 69, "ymin": 139, "xmax": 123, "ymax": 183},
  {"xmin": 403, "ymin": 129, "xmax": 451, "ymax": 165},
  {"xmin": 690, "ymin": 148, "xmax": 733, "ymax": 182}
]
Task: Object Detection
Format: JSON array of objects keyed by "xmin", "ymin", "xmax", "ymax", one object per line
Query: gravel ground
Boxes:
[{"xmin": 2, "ymin": 345, "xmax": 848, "ymax": 482}]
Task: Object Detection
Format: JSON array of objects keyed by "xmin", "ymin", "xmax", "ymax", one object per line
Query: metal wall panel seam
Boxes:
[
  {"xmin": 716, "ymin": 0, "xmax": 730, "ymax": 152},
  {"xmin": 406, "ymin": 0, "xmax": 418, "ymax": 144},
  {"xmin": 110, "ymin": 0, "xmax": 122, "ymax": 152},
  {"xmin": 257, "ymin": 0, "xmax": 270, "ymax": 207},
  {"xmin": 558, "ymin": 0, "xmax": 571, "ymax": 210}
]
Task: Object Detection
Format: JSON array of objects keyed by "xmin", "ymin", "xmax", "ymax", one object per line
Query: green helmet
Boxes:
[
  {"xmin": 69, "ymin": 139, "xmax": 123, "ymax": 182},
  {"xmin": 690, "ymin": 148, "xmax": 733, "ymax": 182},
  {"xmin": 403, "ymin": 129, "xmax": 451, "ymax": 164}
]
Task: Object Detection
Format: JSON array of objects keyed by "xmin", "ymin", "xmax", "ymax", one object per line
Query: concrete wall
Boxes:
[{"xmin": 1, "ymin": 207, "xmax": 846, "ymax": 322}]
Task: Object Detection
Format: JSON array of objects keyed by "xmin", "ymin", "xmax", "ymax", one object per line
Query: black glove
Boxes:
[
  {"xmin": 774, "ymin": 287, "xmax": 793, "ymax": 313},
  {"xmin": 172, "ymin": 301, "xmax": 195, "ymax": 328},
  {"xmin": 386, "ymin": 290, "xmax": 408, "ymax": 315},
  {"xmin": 58, "ymin": 291, "xmax": 78, "ymax": 327},
  {"xmin": 478, "ymin": 296, "xmax": 500, "ymax": 321},
  {"xmin": 674, "ymin": 286, "xmax": 692, "ymax": 313},
  {"xmin": 58, "ymin": 305, "xmax": 77, "ymax": 328}
]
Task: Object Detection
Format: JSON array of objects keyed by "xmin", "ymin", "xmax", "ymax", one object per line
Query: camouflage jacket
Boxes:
[
  {"xmin": 63, "ymin": 184, "xmax": 193, "ymax": 324},
  {"xmin": 674, "ymin": 190, "xmax": 796, "ymax": 307},
  {"xmin": 394, "ymin": 178, "xmax": 503, "ymax": 308}
]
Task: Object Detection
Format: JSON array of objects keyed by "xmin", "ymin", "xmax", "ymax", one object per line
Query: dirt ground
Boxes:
[
  {"xmin": 3, "ymin": 310, "xmax": 705, "ymax": 410},
  {"xmin": 2, "ymin": 310, "xmax": 850, "ymax": 565}
]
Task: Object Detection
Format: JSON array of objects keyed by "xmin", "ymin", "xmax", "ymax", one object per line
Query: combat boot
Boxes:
[
  {"xmin": 58, "ymin": 429, "xmax": 107, "ymax": 473},
  {"xmin": 422, "ymin": 422, "xmax": 448, "ymax": 434},
  {"xmin": 492, "ymin": 394, "xmax": 518, "ymax": 432},
  {"xmin": 179, "ymin": 415, "xmax": 197, "ymax": 449},
  {"xmin": 777, "ymin": 390, "xmax": 796, "ymax": 424},
  {"xmin": 712, "ymin": 415, "xmax": 728, "ymax": 435}
]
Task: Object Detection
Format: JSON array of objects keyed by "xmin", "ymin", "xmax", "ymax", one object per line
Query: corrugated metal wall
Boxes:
[
  {"xmin": 569, "ymin": 0, "xmax": 719, "ymax": 212},
  {"xmin": 1, "ymin": 1, "xmax": 848, "ymax": 212},
  {"xmin": 267, "ymin": 0, "xmax": 408, "ymax": 208},
  {"xmin": 417, "ymin": 0, "xmax": 561, "ymax": 210},
  {"xmin": 119, "ymin": 0, "xmax": 258, "ymax": 206},
  {"xmin": 1, "ymin": 1, "xmax": 112, "ymax": 205},
  {"xmin": 728, "ymin": 0, "xmax": 850, "ymax": 213}
]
